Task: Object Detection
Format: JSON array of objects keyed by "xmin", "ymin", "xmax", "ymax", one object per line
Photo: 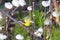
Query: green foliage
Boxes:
[
  {"xmin": 0, "ymin": 18, "xmax": 5, "ymax": 26},
  {"xmin": 51, "ymin": 26, "xmax": 60, "ymax": 40},
  {"xmin": 34, "ymin": 10, "xmax": 45, "ymax": 27}
]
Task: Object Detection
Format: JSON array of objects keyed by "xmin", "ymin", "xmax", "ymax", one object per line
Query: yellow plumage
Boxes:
[{"xmin": 24, "ymin": 18, "xmax": 31, "ymax": 26}]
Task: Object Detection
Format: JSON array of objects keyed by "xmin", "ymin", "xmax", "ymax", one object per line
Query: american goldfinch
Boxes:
[{"xmin": 24, "ymin": 17, "xmax": 31, "ymax": 26}]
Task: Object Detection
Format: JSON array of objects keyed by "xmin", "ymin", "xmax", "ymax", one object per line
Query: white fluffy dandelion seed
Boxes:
[
  {"xmin": 27, "ymin": 6, "xmax": 32, "ymax": 11},
  {"xmin": 52, "ymin": 11, "xmax": 59, "ymax": 17},
  {"xmin": 42, "ymin": 0, "xmax": 51, "ymax": 7},
  {"xmin": 5, "ymin": 2, "xmax": 13, "ymax": 9},
  {"xmin": 34, "ymin": 31, "xmax": 42, "ymax": 37},
  {"xmin": 12, "ymin": 0, "xmax": 20, "ymax": 7},
  {"xmin": 16, "ymin": 34, "xmax": 24, "ymax": 40},
  {"xmin": 0, "ymin": 33, "xmax": 7, "ymax": 40},
  {"xmin": 19, "ymin": 0, "xmax": 26, "ymax": 7},
  {"xmin": 34, "ymin": 27, "xmax": 43, "ymax": 37},
  {"xmin": 44, "ymin": 19, "xmax": 52, "ymax": 25},
  {"xmin": 37, "ymin": 27, "xmax": 43, "ymax": 33}
]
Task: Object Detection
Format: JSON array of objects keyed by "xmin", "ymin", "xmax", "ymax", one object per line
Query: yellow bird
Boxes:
[{"xmin": 24, "ymin": 18, "xmax": 31, "ymax": 26}]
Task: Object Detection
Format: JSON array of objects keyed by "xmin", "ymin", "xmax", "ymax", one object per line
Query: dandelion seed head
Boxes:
[
  {"xmin": 16, "ymin": 34, "xmax": 24, "ymax": 40},
  {"xmin": 34, "ymin": 27, "xmax": 43, "ymax": 37},
  {"xmin": 12, "ymin": 0, "xmax": 20, "ymax": 7},
  {"xmin": 42, "ymin": 0, "xmax": 50, "ymax": 7},
  {"xmin": 27, "ymin": 6, "xmax": 32, "ymax": 11},
  {"xmin": 52, "ymin": 11, "xmax": 59, "ymax": 17},
  {"xmin": 5, "ymin": 2, "xmax": 13, "ymax": 9},
  {"xmin": 0, "ymin": 33, "xmax": 7, "ymax": 39}
]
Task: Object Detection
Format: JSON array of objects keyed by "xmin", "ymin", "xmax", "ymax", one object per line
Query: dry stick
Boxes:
[
  {"xmin": 3, "ymin": 8, "xmax": 10, "ymax": 35},
  {"xmin": 6, "ymin": 9, "xmax": 14, "ymax": 40},
  {"xmin": 52, "ymin": 0, "xmax": 59, "ymax": 25},
  {"xmin": 2, "ymin": 8, "xmax": 12, "ymax": 40},
  {"xmin": 32, "ymin": 2, "xmax": 35, "ymax": 20},
  {"xmin": 45, "ymin": 2, "xmax": 52, "ymax": 40},
  {"xmin": 31, "ymin": 2, "xmax": 35, "ymax": 40},
  {"xmin": 43, "ymin": 5, "xmax": 50, "ymax": 40},
  {"xmin": 44, "ymin": 1, "xmax": 53, "ymax": 40},
  {"xmin": 32, "ymin": 2, "xmax": 37, "ymax": 40},
  {"xmin": 29, "ymin": 9, "xmax": 33, "ymax": 40},
  {"xmin": 9, "ymin": 8, "xmax": 17, "ymax": 15},
  {"xmin": 43, "ymin": 1, "xmax": 53, "ymax": 40},
  {"xmin": 5, "ymin": 16, "xmax": 9, "ymax": 34},
  {"xmin": 11, "ymin": 7, "xmax": 18, "ymax": 15},
  {"xmin": 43, "ymin": 25, "xmax": 46, "ymax": 40},
  {"xmin": 9, "ymin": 8, "xmax": 18, "ymax": 40},
  {"xmin": 49, "ymin": 2, "xmax": 53, "ymax": 40},
  {"xmin": 29, "ymin": 0, "xmax": 34, "ymax": 40},
  {"xmin": 8, "ymin": 8, "xmax": 18, "ymax": 40},
  {"xmin": 5, "ymin": 13, "xmax": 10, "ymax": 40}
]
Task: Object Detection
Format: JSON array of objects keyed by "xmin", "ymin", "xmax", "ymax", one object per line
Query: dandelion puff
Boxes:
[
  {"xmin": 16, "ymin": 34, "xmax": 24, "ymax": 40},
  {"xmin": 37, "ymin": 27, "xmax": 43, "ymax": 33},
  {"xmin": 44, "ymin": 19, "xmax": 52, "ymax": 25},
  {"xmin": 19, "ymin": 0, "xmax": 26, "ymax": 7},
  {"xmin": 34, "ymin": 27, "xmax": 43, "ymax": 37},
  {"xmin": 5, "ymin": 2, "xmax": 13, "ymax": 9},
  {"xmin": 27, "ymin": 6, "xmax": 32, "ymax": 11},
  {"xmin": 42, "ymin": 0, "xmax": 51, "ymax": 7},
  {"xmin": 0, "ymin": 33, "xmax": 7, "ymax": 40},
  {"xmin": 12, "ymin": 0, "xmax": 20, "ymax": 7},
  {"xmin": 52, "ymin": 11, "xmax": 59, "ymax": 17}
]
